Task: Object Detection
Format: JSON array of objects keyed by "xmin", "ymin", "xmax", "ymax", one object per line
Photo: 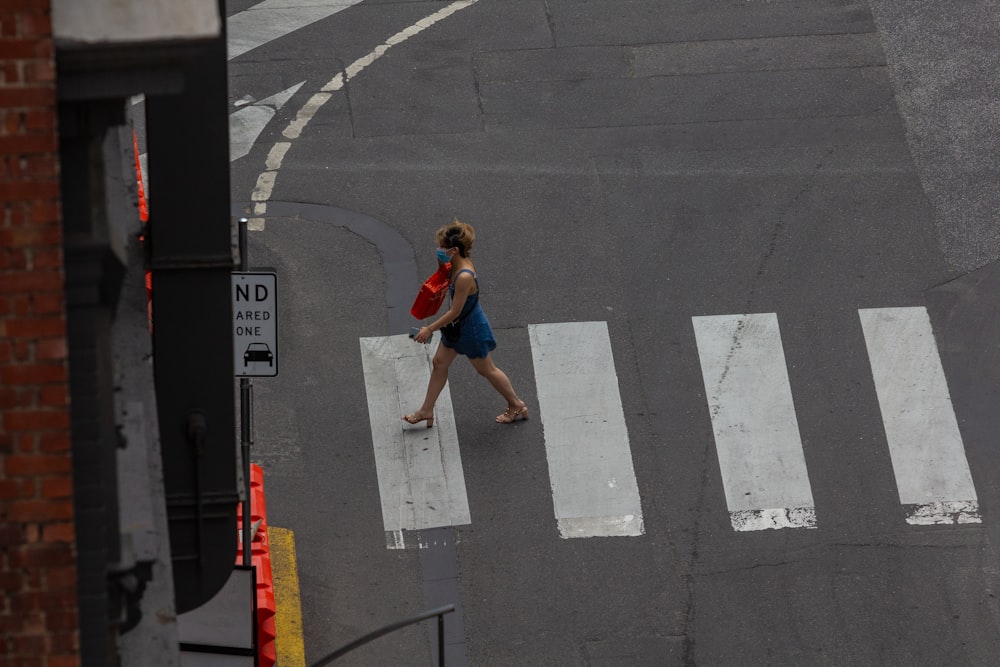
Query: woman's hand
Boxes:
[{"xmin": 415, "ymin": 326, "xmax": 433, "ymax": 344}]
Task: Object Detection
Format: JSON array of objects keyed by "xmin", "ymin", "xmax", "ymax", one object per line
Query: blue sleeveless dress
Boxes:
[{"xmin": 441, "ymin": 269, "xmax": 496, "ymax": 359}]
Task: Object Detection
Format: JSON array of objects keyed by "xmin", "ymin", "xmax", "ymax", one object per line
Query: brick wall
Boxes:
[{"xmin": 0, "ymin": 2, "xmax": 80, "ymax": 666}]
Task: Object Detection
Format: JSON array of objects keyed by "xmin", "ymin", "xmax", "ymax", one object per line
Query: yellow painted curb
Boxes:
[{"xmin": 270, "ymin": 527, "xmax": 306, "ymax": 667}]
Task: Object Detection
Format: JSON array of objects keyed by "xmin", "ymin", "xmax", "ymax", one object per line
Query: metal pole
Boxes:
[
  {"xmin": 308, "ymin": 605, "xmax": 455, "ymax": 667},
  {"xmin": 437, "ymin": 613, "xmax": 445, "ymax": 667},
  {"xmin": 239, "ymin": 218, "xmax": 252, "ymax": 567}
]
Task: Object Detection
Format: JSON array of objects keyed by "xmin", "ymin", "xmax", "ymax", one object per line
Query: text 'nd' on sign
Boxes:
[{"xmin": 232, "ymin": 272, "xmax": 277, "ymax": 377}]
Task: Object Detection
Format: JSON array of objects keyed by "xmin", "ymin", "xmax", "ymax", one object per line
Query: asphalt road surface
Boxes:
[{"xmin": 224, "ymin": 1, "xmax": 1000, "ymax": 664}]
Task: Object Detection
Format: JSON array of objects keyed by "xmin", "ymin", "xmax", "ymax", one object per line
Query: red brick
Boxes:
[
  {"xmin": 29, "ymin": 200, "xmax": 60, "ymax": 224},
  {"xmin": 10, "ymin": 634, "xmax": 47, "ymax": 655},
  {"xmin": 0, "ymin": 570, "xmax": 23, "ymax": 592},
  {"xmin": 40, "ymin": 477, "xmax": 71, "ymax": 500},
  {"xmin": 45, "ymin": 610, "xmax": 77, "ymax": 632},
  {"xmin": 4, "ymin": 410, "xmax": 69, "ymax": 433},
  {"xmin": 31, "ymin": 292, "xmax": 62, "ymax": 314},
  {"xmin": 6, "ymin": 499, "xmax": 73, "ymax": 523},
  {"xmin": 23, "ymin": 60, "xmax": 53, "ymax": 84},
  {"xmin": 48, "ymin": 655, "xmax": 79, "ymax": 667},
  {"xmin": 0, "ymin": 226, "xmax": 62, "ymax": 247},
  {"xmin": 0, "ymin": 615, "xmax": 24, "ymax": 636},
  {"xmin": 0, "ymin": 362, "xmax": 66, "ymax": 385},
  {"xmin": 35, "ymin": 338, "xmax": 65, "ymax": 361},
  {"xmin": 25, "ymin": 153, "xmax": 56, "ymax": 178},
  {"xmin": 0, "ymin": 177, "xmax": 59, "ymax": 201},
  {"xmin": 12, "ymin": 339, "xmax": 31, "ymax": 360},
  {"xmin": 0, "ymin": 479, "xmax": 22, "ymax": 500},
  {"xmin": 0, "ymin": 1, "xmax": 52, "ymax": 13},
  {"xmin": 0, "ymin": 340, "xmax": 10, "ymax": 363},
  {"xmin": 24, "ymin": 109, "xmax": 55, "ymax": 131},
  {"xmin": 0, "ymin": 524, "xmax": 24, "ymax": 547},
  {"xmin": 4, "ymin": 455, "xmax": 71, "ymax": 476},
  {"xmin": 17, "ymin": 11, "xmax": 51, "ymax": 38},
  {"xmin": 0, "ymin": 385, "xmax": 33, "ymax": 408},
  {"xmin": 10, "ymin": 591, "xmax": 44, "ymax": 614},
  {"xmin": 11, "ymin": 295, "xmax": 31, "ymax": 315},
  {"xmin": 0, "ymin": 270, "xmax": 62, "ymax": 294},
  {"xmin": 0, "ymin": 86, "xmax": 53, "ymax": 108},
  {"xmin": 45, "ymin": 568, "xmax": 76, "ymax": 591},
  {"xmin": 31, "ymin": 247, "xmax": 61, "ymax": 269},
  {"xmin": 38, "ymin": 589, "xmax": 77, "ymax": 612},
  {"xmin": 0, "ymin": 39, "xmax": 38, "ymax": 59},
  {"xmin": 14, "ymin": 431, "xmax": 38, "ymax": 454},
  {"xmin": 7, "ymin": 316, "xmax": 65, "ymax": 338},
  {"xmin": 0, "ymin": 131, "xmax": 57, "ymax": 156},
  {"xmin": 38, "ymin": 385, "xmax": 67, "ymax": 406},
  {"xmin": 1, "ymin": 247, "xmax": 29, "ymax": 270},
  {"xmin": 38, "ymin": 432, "xmax": 69, "ymax": 453},
  {"xmin": 42, "ymin": 521, "xmax": 74, "ymax": 543},
  {"xmin": 0, "ymin": 61, "xmax": 20, "ymax": 84}
]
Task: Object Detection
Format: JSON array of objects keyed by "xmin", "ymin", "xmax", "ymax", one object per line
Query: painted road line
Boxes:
[
  {"xmin": 247, "ymin": 0, "xmax": 481, "ymax": 230},
  {"xmin": 528, "ymin": 322, "xmax": 643, "ymax": 538},
  {"xmin": 269, "ymin": 527, "xmax": 306, "ymax": 667},
  {"xmin": 692, "ymin": 313, "xmax": 816, "ymax": 531},
  {"xmin": 360, "ymin": 334, "xmax": 471, "ymax": 544},
  {"xmin": 858, "ymin": 307, "xmax": 980, "ymax": 525},
  {"xmin": 227, "ymin": 0, "xmax": 366, "ymax": 61},
  {"xmin": 230, "ymin": 81, "xmax": 304, "ymax": 162}
]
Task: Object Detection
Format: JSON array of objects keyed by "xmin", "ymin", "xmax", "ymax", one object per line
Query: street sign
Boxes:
[{"xmin": 232, "ymin": 272, "xmax": 277, "ymax": 377}]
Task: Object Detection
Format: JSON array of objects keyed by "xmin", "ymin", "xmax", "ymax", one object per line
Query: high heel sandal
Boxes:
[
  {"xmin": 402, "ymin": 412, "xmax": 434, "ymax": 428},
  {"xmin": 496, "ymin": 405, "xmax": 528, "ymax": 424}
]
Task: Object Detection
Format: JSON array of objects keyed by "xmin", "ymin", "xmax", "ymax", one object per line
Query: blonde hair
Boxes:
[{"xmin": 436, "ymin": 218, "xmax": 475, "ymax": 257}]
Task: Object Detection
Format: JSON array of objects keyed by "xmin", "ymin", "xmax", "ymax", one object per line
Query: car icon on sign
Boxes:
[{"xmin": 244, "ymin": 342, "xmax": 273, "ymax": 367}]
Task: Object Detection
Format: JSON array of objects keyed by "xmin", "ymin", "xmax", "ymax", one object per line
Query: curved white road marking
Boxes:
[{"xmin": 248, "ymin": 0, "xmax": 481, "ymax": 230}]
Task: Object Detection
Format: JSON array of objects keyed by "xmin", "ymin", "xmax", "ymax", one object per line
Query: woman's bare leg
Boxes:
[
  {"xmin": 468, "ymin": 354, "xmax": 527, "ymax": 421},
  {"xmin": 413, "ymin": 343, "xmax": 459, "ymax": 417}
]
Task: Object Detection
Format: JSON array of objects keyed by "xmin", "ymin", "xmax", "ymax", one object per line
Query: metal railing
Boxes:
[{"xmin": 309, "ymin": 604, "xmax": 456, "ymax": 667}]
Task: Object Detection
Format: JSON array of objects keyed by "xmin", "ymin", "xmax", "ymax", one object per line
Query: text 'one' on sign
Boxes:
[{"xmin": 232, "ymin": 272, "xmax": 277, "ymax": 377}]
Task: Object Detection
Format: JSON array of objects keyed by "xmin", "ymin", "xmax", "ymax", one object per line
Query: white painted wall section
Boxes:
[
  {"xmin": 53, "ymin": 0, "xmax": 219, "ymax": 43},
  {"xmin": 692, "ymin": 313, "xmax": 816, "ymax": 531},
  {"xmin": 360, "ymin": 335, "xmax": 471, "ymax": 542},
  {"xmin": 528, "ymin": 322, "xmax": 643, "ymax": 538},
  {"xmin": 858, "ymin": 307, "xmax": 980, "ymax": 525}
]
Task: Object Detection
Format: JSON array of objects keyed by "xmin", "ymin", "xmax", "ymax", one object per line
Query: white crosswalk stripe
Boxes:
[
  {"xmin": 359, "ymin": 334, "xmax": 471, "ymax": 547},
  {"xmin": 859, "ymin": 307, "xmax": 981, "ymax": 525},
  {"xmin": 528, "ymin": 322, "xmax": 644, "ymax": 538},
  {"xmin": 692, "ymin": 313, "xmax": 817, "ymax": 531}
]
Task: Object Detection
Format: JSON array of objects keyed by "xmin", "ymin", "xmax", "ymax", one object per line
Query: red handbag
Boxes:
[{"xmin": 410, "ymin": 263, "xmax": 450, "ymax": 319}]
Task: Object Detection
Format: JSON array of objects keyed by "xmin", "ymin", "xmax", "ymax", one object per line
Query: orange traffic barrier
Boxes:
[
  {"xmin": 132, "ymin": 128, "xmax": 148, "ymax": 223},
  {"xmin": 237, "ymin": 464, "xmax": 277, "ymax": 667}
]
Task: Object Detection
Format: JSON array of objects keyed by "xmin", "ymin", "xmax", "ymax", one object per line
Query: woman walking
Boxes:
[{"xmin": 403, "ymin": 220, "xmax": 528, "ymax": 426}]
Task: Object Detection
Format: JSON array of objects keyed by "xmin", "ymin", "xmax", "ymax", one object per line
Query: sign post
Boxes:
[
  {"xmin": 232, "ymin": 220, "xmax": 278, "ymax": 572},
  {"xmin": 232, "ymin": 272, "xmax": 278, "ymax": 377}
]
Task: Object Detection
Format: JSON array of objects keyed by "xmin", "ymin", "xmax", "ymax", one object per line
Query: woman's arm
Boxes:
[{"xmin": 415, "ymin": 272, "xmax": 474, "ymax": 342}]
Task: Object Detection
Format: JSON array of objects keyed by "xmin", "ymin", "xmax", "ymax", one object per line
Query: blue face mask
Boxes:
[{"xmin": 436, "ymin": 248, "xmax": 451, "ymax": 263}]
